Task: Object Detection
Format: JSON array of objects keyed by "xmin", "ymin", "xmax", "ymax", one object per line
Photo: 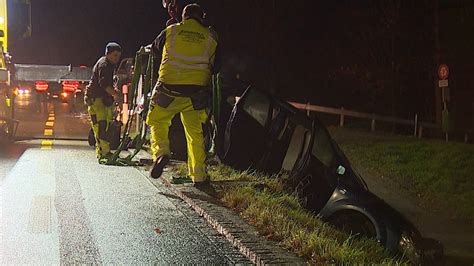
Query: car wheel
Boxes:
[{"xmin": 328, "ymin": 210, "xmax": 378, "ymax": 239}]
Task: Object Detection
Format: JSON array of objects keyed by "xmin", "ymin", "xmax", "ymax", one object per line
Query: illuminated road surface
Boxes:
[{"xmin": 1, "ymin": 94, "xmax": 249, "ymax": 264}]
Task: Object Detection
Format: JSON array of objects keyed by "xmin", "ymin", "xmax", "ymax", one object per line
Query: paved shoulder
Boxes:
[{"xmin": 1, "ymin": 144, "xmax": 249, "ymax": 264}]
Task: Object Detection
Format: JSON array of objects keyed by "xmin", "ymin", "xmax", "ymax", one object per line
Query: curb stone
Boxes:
[{"xmin": 141, "ymin": 167, "xmax": 306, "ymax": 266}]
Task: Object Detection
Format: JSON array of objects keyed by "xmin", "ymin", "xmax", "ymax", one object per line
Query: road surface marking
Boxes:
[
  {"xmin": 44, "ymin": 129, "xmax": 53, "ymax": 136},
  {"xmin": 41, "ymin": 142, "xmax": 53, "ymax": 150},
  {"xmin": 41, "ymin": 140, "xmax": 53, "ymax": 150},
  {"xmin": 43, "ymin": 109, "xmax": 54, "ymax": 141}
]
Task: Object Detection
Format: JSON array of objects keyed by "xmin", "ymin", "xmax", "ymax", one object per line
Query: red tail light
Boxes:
[
  {"xmin": 35, "ymin": 81, "xmax": 49, "ymax": 92},
  {"xmin": 62, "ymin": 81, "xmax": 79, "ymax": 93}
]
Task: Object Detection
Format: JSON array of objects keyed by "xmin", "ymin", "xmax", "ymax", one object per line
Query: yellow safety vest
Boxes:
[{"xmin": 158, "ymin": 19, "xmax": 218, "ymax": 86}]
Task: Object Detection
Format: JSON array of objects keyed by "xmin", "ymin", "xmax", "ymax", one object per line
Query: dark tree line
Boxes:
[
  {"xmin": 11, "ymin": 0, "xmax": 474, "ymax": 132},
  {"xmin": 209, "ymin": 0, "xmax": 474, "ymax": 133}
]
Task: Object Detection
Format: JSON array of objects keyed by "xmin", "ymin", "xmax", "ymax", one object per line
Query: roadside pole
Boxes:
[{"xmin": 438, "ymin": 64, "xmax": 450, "ymax": 142}]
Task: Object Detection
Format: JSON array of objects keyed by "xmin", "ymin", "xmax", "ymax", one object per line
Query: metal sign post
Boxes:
[{"xmin": 438, "ymin": 64, "xmax": 450, "ymax": 141}]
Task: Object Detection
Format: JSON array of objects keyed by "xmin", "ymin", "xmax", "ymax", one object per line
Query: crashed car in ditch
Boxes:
[{"xmin": 222, "ymin": 87, "xmax": 443, "ymax": 262}]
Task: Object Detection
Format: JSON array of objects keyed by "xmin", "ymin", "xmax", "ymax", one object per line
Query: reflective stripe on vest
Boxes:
[{"xmin": 166, "ymin": 60, "xmax": 209, "ymax": 70}]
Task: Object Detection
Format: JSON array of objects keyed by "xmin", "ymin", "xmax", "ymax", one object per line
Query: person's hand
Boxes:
[{"xmin": 144, "ymin": 44, "xmax": 152, "ymax": 53}]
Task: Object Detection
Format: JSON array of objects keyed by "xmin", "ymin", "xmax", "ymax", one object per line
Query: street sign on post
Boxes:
[
  {"xmin": 438, "ymin": 64, "xmax": 449, "ymax": 80},
  {"xmin": 438, "ymin": 79, "xmax": 449, "ymax": 88},
  {"xmin": 438, "ymin": 64, "xmax": 450, "ymax": 141}
]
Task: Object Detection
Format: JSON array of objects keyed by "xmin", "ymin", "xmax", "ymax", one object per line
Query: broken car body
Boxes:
[{"xmin": 222, "ymin": 87, "xmax": 443, "ymax": 262}]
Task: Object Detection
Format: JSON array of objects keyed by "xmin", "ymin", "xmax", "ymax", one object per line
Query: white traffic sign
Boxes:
[{"xmin": 439, "ymin": 79, "xmax": 449, "ymax": 88}]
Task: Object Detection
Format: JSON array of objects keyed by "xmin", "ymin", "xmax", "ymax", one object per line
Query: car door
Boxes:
[
  {"xmin": 259, "ymin": 100, "xmax": 304, "ymax": 174},
  {"xmin": 291, "ymin": 118, "xmax": 339, "ymax": 212},
  {"xmin": 222, "ymin": 87, "xmax": 273, "ymax": 170}
]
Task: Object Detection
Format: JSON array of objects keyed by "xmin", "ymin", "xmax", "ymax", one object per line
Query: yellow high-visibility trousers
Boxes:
[
  {"xmin": 88, "ymin": 98, "xmax": 113, "ymax": 158},
  {"xmin": 146, "ymin": 96, "xmax": 208, "ymax": 182}
]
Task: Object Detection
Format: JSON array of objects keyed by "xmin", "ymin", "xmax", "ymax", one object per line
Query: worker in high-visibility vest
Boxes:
[
  {"xmin": 85, "ymin": 42, "xmax": 122, "ymax": 163},
  {"xmin": 147, "ymin": 4, "xmax": 221, "ymax": 186}
]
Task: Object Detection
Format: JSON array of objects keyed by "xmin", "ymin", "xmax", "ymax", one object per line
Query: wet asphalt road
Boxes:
[
  {"xmin": 1, "ymin": 94, "xmax": 250, "ymax": 264},
  {"xmin": 13, "ymin": 92, "xmax": 91, "ymax": 140}
]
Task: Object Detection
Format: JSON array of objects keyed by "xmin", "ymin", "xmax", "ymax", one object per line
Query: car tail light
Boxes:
[
  {"xmin": 35, "ymin": 81, "xmax": 49, "ymax": 92},
  {"xmin": 62, "ymin": 81, "xmax": 79, "ymax": 93}
]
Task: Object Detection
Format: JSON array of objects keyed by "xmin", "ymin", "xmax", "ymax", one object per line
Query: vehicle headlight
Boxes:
[{"xmin": 399, "ymin": 231, "xmax": 421, "ymax": 263}]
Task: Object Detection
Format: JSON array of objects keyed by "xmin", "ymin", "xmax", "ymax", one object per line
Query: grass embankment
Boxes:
[
  {"xmin": 330, "ymin": 127, "xmax": 474, "ymax": 220},
  {"xmin": 173, "ymin": 164, "xmax": 406, "ymax": 265}
]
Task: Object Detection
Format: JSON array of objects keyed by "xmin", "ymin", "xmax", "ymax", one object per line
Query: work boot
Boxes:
[{"xmin": 151, "ymin": 154, "xmax": 170, "ymax": 179}]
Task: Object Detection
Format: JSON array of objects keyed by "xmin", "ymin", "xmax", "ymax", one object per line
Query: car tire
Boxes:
[{"xmin": 327, "ymin": 210, "xmax": 378, "ymax": 240}]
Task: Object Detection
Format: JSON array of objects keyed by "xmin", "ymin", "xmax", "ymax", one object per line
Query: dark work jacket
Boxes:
[{"xmin": 86, "ymin": 56, "xmax": 115, "ymax": 102}]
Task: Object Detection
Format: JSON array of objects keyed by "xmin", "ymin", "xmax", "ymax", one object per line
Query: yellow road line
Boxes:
[
  {"xmin": 44, "ymin": 129, "xmax": 53, "ymax": 136},
  {"xmin": 40, "ymin": 140, "xmax": 53, "ymax": 150},
  {"xmin": 43, "ymin": 110, "xmax": 55, "ymax": 148},
  {"xmin": 41, "ymin": 140, "xmax": 53, "ymax": 146}
]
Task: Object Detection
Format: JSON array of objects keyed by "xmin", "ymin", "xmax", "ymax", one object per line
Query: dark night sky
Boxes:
[
  {"xmin": 11, "ymin": 0, "xmax": 174, "ymax": 65},
  {"xmin": 8, "ymin": 0, "xmax": 474, "ymax": 127},
  {"xmin": 9, "ymin": 0, "xmax": 327, "ymax": 101},
  {"xmin": 10, "ymin": 0, "xmax": 324, "ymax": 67}
]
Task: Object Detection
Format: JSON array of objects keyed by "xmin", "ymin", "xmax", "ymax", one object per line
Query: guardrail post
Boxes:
[
  {"xmin": 339, "ymin": 107, "xmax": 345, "ymax": 127},
  {"xmin": 414, "ymin": 114, "xmax": 418, "ymax": 137},
  {"xmin": 371, "ymin": 115, "xmax": 376, "ymax": 132},
  {"xmin": 306, "ymin": 102, "xmax": 310, "ymax": 116}
]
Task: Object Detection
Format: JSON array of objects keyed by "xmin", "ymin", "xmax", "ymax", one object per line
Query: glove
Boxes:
[{"xmin": 144, "ymin": 44, "xmax": 152, "ymax": 53}]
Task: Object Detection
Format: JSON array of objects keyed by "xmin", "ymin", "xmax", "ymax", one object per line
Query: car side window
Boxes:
[
  {"xmin": 312, "ymin": 123, "xmax": 335, "ymax": 168},
  {"xmin": 242, "ymin": 90, "xmax": 271, "ymax": 127}
]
